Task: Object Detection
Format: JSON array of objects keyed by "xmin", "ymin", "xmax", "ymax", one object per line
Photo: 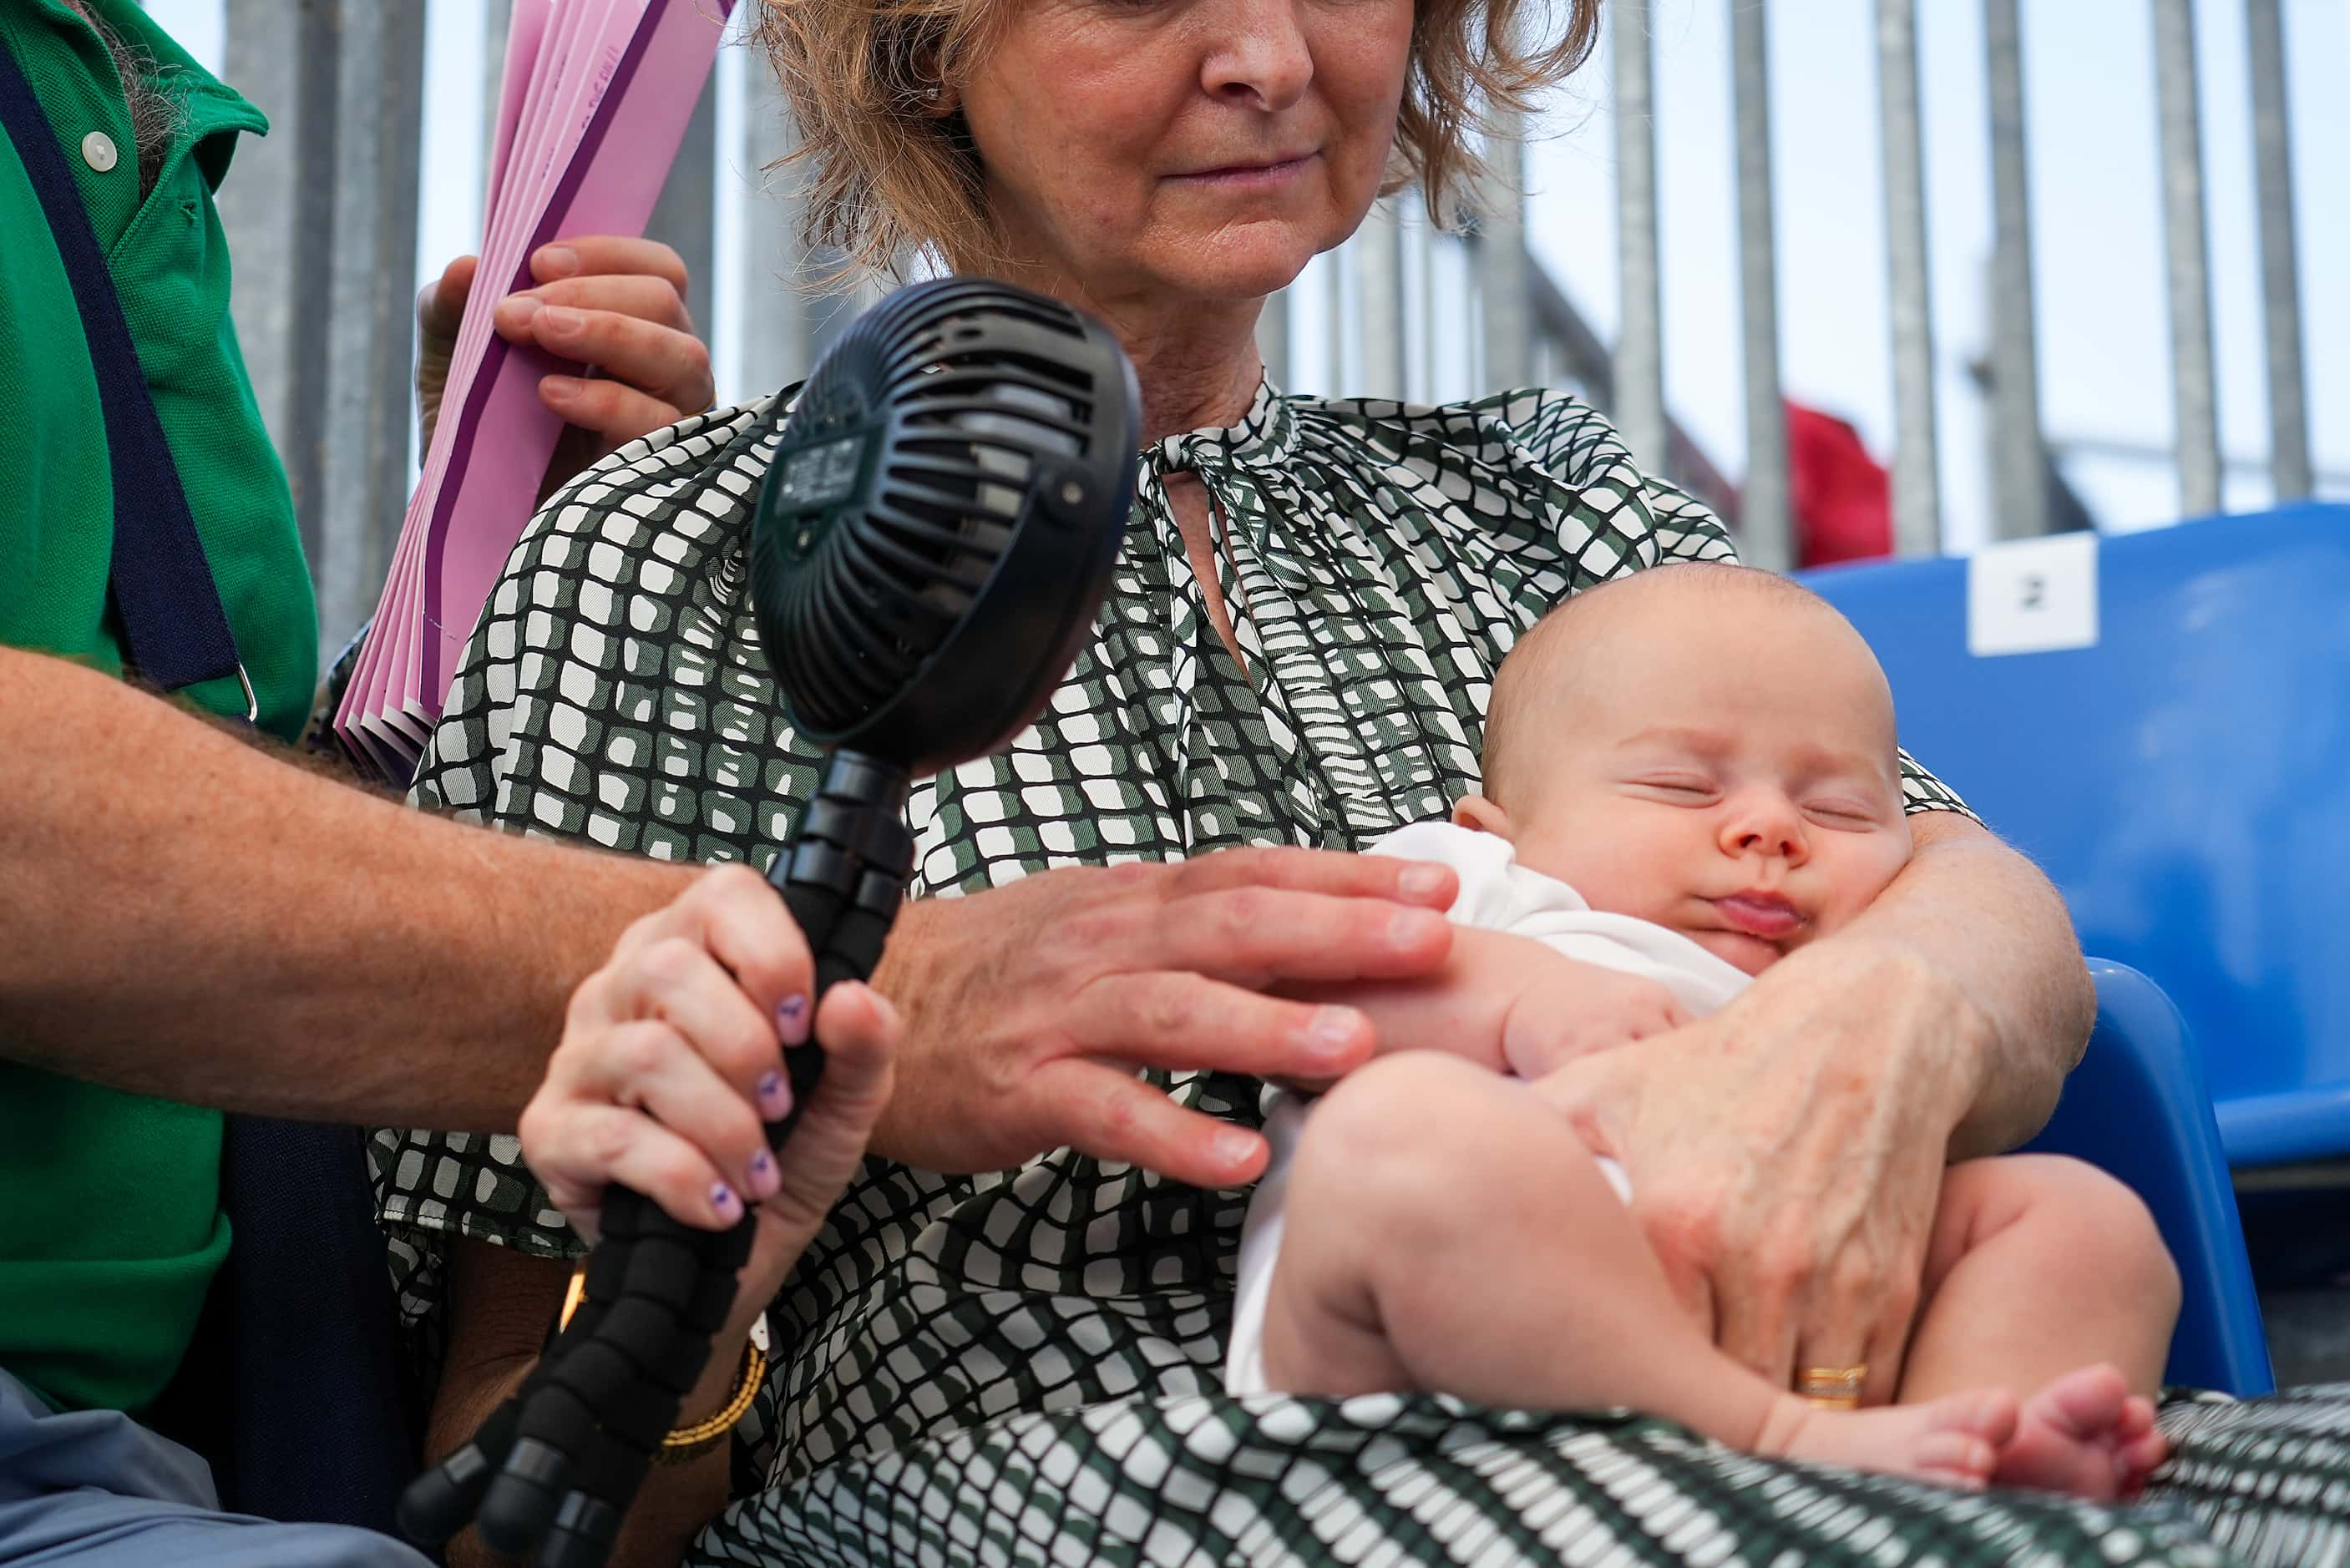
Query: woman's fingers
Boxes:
[
  {"xmin": 592, "ymin": 938, "xmax": 782, "ymax": 1098},
  {"xmin": 531, "ymin": 235, "xmax": 691, "ymax": 298},
  {"xmin": 558, "ymin": 1019, "xmax": 776, "ymax": 1201},
  {"xmin": 504, "ymin": 272, "xmax": 696, "ymax": 335},
  {"xmin": 491, "ymin": 303, "xmax": 712, "ymax": 417},
  {"xmin": 417, "ymin": 253, "xmax": 479, "ymax": 348},
  {"xmin": 523, "ymin": 1095, "xmax": 747, "ymax": 1242},
  {"xmin": 541, "ymin": 377, "xmax": 690, "ymax": 450},
  {"xmin": 1821, "ymin": 1258, "xmax": 1921, "ymax": 1409},
  {"xmin": 610, "ymin": 866, "xmax": 814, "ymax": 1019}
]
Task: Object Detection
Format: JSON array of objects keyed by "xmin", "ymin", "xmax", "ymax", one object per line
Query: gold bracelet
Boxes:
[
  {"xmin": 653, "ymin": 1338, "xmax": 767, "ymax": 1466},
  {"xmin": 559, "ymin": 1259, "xmax": 763, "ymax": 1464}
]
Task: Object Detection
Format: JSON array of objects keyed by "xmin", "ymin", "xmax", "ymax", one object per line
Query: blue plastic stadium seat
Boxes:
[
  {"xmin": 2028, "ymin": 963, "xmax": 2271, "ymax": 1394},
  {"xmin": 1804, "ymin": 505, "xmax": 2350, "ymax": 1170}
]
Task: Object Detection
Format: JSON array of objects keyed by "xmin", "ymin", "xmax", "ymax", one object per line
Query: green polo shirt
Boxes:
[{"xmin": 0, "ymin": 0, "xmax": 317, "ymax": 1415}]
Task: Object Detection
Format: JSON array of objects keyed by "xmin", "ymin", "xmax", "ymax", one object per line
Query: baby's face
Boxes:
[{"xmin": 1486, "ymin": 589, "xmax": 1913, "ymax": 977}]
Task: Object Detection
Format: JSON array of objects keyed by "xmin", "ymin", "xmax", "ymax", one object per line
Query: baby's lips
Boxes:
[{"xmin": 1712, "ymin": 893, "xmax": 1804, "ymax": 939}]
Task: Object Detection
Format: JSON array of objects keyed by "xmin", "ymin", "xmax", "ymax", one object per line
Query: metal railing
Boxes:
[{"xmin": 195, "ymin": 1, "xmax": 2331, "ymax": 657}]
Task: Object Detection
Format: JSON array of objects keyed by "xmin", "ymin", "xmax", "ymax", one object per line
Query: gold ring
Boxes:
[{"xmin": 1795, "ymin": 1364, "xmax": 1868, "ymax": 1409}]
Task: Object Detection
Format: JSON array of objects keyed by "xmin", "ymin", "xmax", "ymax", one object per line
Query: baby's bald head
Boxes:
[
  {"xmin": 1466, "ymin": 563, "xmax": 1912, "ymax": 975},
  {"xmin": 1480, "ymin": 564, "xmax": 1892, "ymax": 815}
]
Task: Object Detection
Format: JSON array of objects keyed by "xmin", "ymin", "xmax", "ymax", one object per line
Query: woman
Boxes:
[{"xmin": 380, "ymin": 2, "xmax": 2342, "ymax": 1565}]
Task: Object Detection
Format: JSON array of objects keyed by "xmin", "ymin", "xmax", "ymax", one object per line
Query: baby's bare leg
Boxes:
[
  {"xmin": 1259, "ymin": 1054, "xmax": 2015, "ymax": 1488},
  {"xmin": 1902, "ymin": 1156, "xmax": 2181, "ymax": 1498},
  {"xmin": 1903, "ymin": 1156, "xmax": 2180, "ymax": 1402}
]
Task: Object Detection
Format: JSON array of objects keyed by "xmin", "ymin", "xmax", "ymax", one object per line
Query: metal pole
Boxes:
[
  {"xmin": 1476, "ymin": 116, "xmax": 1531, "ymax": 393},
  {"xmin": 316, "ymin": 2, "xmax": 428, "ymax": 659},
  {"xmin": 2151, "ymin": 0, "xmax": 2222, "ymax": 518},
  {"xmin": 738, "ymin": 64, "xmax": 855, "ymax": 398},
  {"xmin": 1983, "ymin": 0, "xmax": 2049, "ymax": 539},
  {"xmin": 1358, "ymin": 196, "xmax": 1406, "ymax": 400},
  {"xmin": 1613, "ymin": 0, "xmax": 1669, "ymax": 478},
  {"xmin": 1728, "ymin": 0, "xmax": 1790, "ymax": 571},
  {"xmin": 1327, "ymin": 242, "xmax": 1356, "ymax": 393},
  {"xmin": 483, "ymin": 0, "xmax": 514, "ymax": 191},
  {"xmin": 216, "ymin": 0, "xmax": 342, "ymax": 566},
  {"xmin": 1411, "ymin": 203, "xmax": 1439, "ymax": 402},
  {"xmin": 2246, "ymin": 0, "xmax": 2312, "ymax": 501},
  {"xmin": 647, "ymin": 78, "xmax": 719, "ymax": 333},
  {"xmin": 1256, "ymin": 289, "xmax": 1291, "ymax": 389},
  {"xmin": 1875, "ymin": 0, "xmax": 1941, "ymax": 555}
]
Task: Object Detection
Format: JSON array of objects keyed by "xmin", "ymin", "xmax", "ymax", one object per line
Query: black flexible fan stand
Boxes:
[
  {"xmin": 398, "ymin": 276, "xmax": 1138, "ymax": 1568},
  {"xmin": 397, "ymin": 754, "xmax": 911, "ymax": 1567}
]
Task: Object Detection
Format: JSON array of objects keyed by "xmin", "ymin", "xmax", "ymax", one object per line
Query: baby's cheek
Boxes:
[{"xmin": 1817, "ymin": 836, "xmax": 1913, "ymax": 933}]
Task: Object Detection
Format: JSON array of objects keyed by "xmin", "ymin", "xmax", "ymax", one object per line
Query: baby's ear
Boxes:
[{"xmin": 1452, "ymin": 793, "xmax": 1513, "ymax": 837}]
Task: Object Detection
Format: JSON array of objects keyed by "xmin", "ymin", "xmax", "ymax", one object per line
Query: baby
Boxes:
[{"xmin": 1223, "ymin": 562, "xmax": 2180, "ymax": 1498}]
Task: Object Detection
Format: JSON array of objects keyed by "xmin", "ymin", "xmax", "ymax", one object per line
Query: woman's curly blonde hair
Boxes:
[{"xmin": 751, "ymin": 0, "xmax": 1603, "ymax": 279}]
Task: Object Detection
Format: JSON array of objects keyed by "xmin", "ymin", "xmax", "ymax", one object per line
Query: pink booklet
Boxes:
[{"xmin": 335, "ymin": 0, "xmax": 734, "ymax": 781}]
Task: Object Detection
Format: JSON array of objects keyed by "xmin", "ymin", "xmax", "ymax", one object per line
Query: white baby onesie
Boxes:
[{"xmin": 1222, "ymin": 819, "xmax": 1753, "ymax": 1397}]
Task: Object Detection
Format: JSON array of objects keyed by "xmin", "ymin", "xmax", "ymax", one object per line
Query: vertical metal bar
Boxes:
[
  {"xmin": 1728, "ymin": 0, "xmax": 1790, "ymax": 571},
  {"xmin": 738, "ymin": 65, "xmax": 813, "ymax": 398},
  {"xmin": 1475, "ymin": 115, "xmax": 1531, "ymax": 393},
  {"xmin": 1875, "ymin": 0, "xmax": 1941, "ymax": 554},
  {"xmin": 216, "ymin": 0, "xmax": 342, "ymax": 565},
  {"xmin": 316, "ymin": 2, "xmax": 428, "ymax": 659},
  {"xmin": 2246, "ymin": 0, "xmax": 2312, "ymax": 501},
  {"xmin": 2152, "ymin": 0, "xmax": 2222, "ymax": 518},
  {"xmin": 739, "ymin": 64, "xmax": 864, "ymax": 397},
  {"xmin": 1256, "ymin": 289, "xmax": 1291, "ymax": 389},
  {"xmin": 647, "ymin": 78, "xmax": 719, "ymax": 331},
  {"xmin": 1327, "ymin": 243, "xmax": 1356, "ymax": 393},
  {"xmin": 1613, "ymin": 0, "xmax": 1668, "ymax": 478},
  {"xmin": 1358, "ymin": 196, "xmax": 1406, "ymax": 399},
  {"xmin": 484, "ymin": 0, "xmax": 514, "ymax": 189},
  {"xmin": 1983, "ymin": 0, "xmax": 2049, "ymax": 539},
  {"xmin": 1409, "ymin": 202, "xmax": 1438, "ymax": 402}
]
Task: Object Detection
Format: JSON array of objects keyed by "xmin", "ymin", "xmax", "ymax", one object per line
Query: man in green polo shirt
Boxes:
[{"xmin": 0, "ymin": 3, "xmax": 727, "ymax": 1560}]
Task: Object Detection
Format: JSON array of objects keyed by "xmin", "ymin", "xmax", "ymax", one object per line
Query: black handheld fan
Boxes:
[{"xmin": 398, "ymin": 277, "xmax": 1137, "ymax": 1568}]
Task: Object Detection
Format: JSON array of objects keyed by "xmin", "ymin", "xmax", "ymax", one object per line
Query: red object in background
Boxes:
[{"xmin": 1785, "ymin": 400, "xmax": 1893, "ymax": 568}]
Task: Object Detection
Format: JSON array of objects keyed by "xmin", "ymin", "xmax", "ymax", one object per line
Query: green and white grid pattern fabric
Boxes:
[{"xmin": 374, "ymin": 382, "xmax": 2347, "ymax": 1568}]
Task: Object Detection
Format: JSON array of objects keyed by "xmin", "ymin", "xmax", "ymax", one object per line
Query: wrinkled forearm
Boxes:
[
  {"xmin": 0, "ymin": 647, "xmax": 692, "ymax": 1130},
  {"xmin": 1831, "ymin": 812, "xmax": 2094, "ymax": 1158}
]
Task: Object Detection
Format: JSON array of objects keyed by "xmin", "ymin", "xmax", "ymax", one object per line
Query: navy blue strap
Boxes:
[{"xmin": 0, "ymin": 33, "xmax": 246, "ymax": 705}]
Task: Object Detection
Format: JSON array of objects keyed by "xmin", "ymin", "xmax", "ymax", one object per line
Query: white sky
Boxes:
[{"xmin": 145, "ymin": 0, "xmax": 2347, "ymax": 554}]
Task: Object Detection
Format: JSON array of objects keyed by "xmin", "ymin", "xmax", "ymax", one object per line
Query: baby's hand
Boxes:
[{"xmin": 1498, "ymin": 958, "xmax": 1693, "ymax": 1079}]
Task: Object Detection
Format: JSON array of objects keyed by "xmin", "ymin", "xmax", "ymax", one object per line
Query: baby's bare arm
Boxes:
[
  {"xmin": 1284, "ymin": 929, "xmax": 1689, "ymax": 1083},
  {"xmin": 1279, "ymin": 926, "xmax": 1552, "ymax": 1076}
]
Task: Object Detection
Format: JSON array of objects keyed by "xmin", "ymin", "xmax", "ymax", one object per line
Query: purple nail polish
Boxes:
[
  {"xmin": 776, "ymin": 994, "xmax": 810, "ymax": 1047},
  {"xmin": 711, "ymin": 1182, "xmax": 738, "ymax": 1217},
  {"xmin": 757, "ymin": 1070, "xmax": 793, "ymax": 1122},
  {"xmin": 749, "ymin": 1149, "xmax": 779, "ymax": 1198}
]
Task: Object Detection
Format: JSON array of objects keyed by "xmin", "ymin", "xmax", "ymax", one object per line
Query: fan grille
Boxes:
[{"xmin": 752, "ymin": 278, "xmax": 1137, "ymax": 759}]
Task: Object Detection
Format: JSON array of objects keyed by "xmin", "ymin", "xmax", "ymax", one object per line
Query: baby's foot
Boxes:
[
  {"xmin": 1757, "ymin": 1388, "xmax": 2020, "ymax": 1491},
  {"xmin": 1994, "ymin": 1363, "xmax": 2170, "ymax": 1500}
]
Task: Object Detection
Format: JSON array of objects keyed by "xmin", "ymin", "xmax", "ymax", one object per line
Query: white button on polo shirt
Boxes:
[{"xmin": 82, "ymin": 131, "xmax": 118, "ymax": 173}]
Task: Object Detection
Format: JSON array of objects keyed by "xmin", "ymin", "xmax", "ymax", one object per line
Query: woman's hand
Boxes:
[
  {"xmin": 518, "ymin": 865, "xmax": 896, "ymax": 1344},
  {"xmin": 869, "ymin": 847, "xmax": 1459, "ymax": 1189},
  {"xmin": 1531, "ymin": 938, "xmax": 1988, "ymax": 1407},
  {"xmin": 417, "ymin": 235, "xmax": 716, "ymax": 496}
]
